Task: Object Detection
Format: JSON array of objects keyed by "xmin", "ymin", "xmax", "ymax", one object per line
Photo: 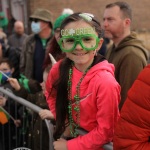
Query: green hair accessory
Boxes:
[{"xmin": 79, "ymin": 13, "xmax": 94, "ymax": 22}]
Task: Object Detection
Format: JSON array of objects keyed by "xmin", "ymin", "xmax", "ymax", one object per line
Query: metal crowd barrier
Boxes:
[{"xmin": 0, "ymin": 87, "xmax": 54, "ymax": 150}]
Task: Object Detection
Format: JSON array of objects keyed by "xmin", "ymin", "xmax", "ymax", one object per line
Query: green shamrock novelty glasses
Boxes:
[
  {"xmin": 58, "ymin": 27, "xmax": 101, "ymax": 52},
  {"xmin": 58, "ymin": 34, "xmax": 100, "ymax": 52}
]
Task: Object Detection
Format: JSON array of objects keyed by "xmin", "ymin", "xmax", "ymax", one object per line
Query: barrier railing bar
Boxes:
[{"xmin": 0, "ymin": 87, "xmax": 54, "ymax": 150}]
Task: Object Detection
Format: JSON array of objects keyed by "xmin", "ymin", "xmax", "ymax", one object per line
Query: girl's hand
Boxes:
[
  {"xmin": 14, "ymin": 119, "xmax": 21, "ymax": 127},
  {"xmin": 39, "ymin": 109, "xmax": 54, "ymax": 120},
  {"xmin": 7, "ymin": 78, "xmax": 21, "ymax": 91},
  {"xmin": 53, "ymin": 138, "xmax": 67, "ymax": 150}
]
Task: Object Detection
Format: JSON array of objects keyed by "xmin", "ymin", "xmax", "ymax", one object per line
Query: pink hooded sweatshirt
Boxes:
[{"xmin": 45, "ymin": 59, "xmax": 120, "ymax": 150}]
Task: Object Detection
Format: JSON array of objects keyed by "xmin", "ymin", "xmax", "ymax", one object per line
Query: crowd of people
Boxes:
[{"xmin": 0, "ymin": 1, "xmax": 150, "ymax": 150}]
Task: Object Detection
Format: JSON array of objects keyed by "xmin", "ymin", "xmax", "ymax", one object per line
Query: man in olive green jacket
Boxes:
[{"xmin": 103, "ymin": 2, "xmax": 149, "ymax": 109}]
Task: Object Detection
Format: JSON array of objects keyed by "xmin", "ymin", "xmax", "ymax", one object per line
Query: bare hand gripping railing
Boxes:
[{"xmin": 0, "ymin": 87, "xmax": 54, "ymax": 150}]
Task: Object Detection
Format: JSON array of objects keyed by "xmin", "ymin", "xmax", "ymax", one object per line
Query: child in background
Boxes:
[
  {"xmin": 0, "ymin": 58, "xmax": 23, "ymax": 149},
  {"xmin": 8, "ymin": 65, "xmax": 54, "ymax": 150}
]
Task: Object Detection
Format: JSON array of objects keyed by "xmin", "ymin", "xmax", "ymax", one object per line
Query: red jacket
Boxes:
[
  {"xmin": 46, "ymin": 59, "xmax": 120, "ymax": 150},
  {"xmin": 114, "ymin": 65, "xmax": 150, "ymax": 150}
]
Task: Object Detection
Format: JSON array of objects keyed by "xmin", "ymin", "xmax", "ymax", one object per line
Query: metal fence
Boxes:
[{"xmin": 0, "ymin": 87, "xmax": 54, "ymax": 150}]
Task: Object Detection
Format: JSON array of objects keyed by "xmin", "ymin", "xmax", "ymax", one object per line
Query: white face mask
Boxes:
[{"xmin": 31, "ymin": 21, "xmax": 41, "ymax": 34}]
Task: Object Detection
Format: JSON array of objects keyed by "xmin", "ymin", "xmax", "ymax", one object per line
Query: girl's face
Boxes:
[{"xmin": 61, "ymin": 20, "xmax": 103, "ymax": 72}]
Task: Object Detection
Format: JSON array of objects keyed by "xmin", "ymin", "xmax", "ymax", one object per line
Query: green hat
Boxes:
[
  {"xmin": 53, "ymin": 14, "xmax": 70, "ymax": 31},
  {"xmin": 30, "ymin": 9, "xmax": 52, "ymax": 23}
]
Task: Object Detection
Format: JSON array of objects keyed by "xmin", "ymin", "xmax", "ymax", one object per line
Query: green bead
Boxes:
[
  {"xmin": 67, "ymin": 64, "xmax": 92, "ymax": 138},
  {"xmin": 74, "ymin": 95, "xmax": 78, "ymax": 99},
  {"xmin": 74, "ymin": 106, "xmax": 79, "ymax": 111},
  {"xmin": 69, "ymin": 69, "xmax": 72, "ymax": 74}
]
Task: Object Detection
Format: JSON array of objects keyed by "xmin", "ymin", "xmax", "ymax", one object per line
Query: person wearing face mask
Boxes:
[
  {"xmin": 20, "ymin": 9, "xmax": 53, "ymax": 83},
  {"xmin": 0, "ymin": 59, "xmax": 14, "ymax": 84}
]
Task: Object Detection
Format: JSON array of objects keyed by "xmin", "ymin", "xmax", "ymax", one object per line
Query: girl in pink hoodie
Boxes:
[{"xmin": 46, "ymin": 12, "xmax": 120, "ymax": 150}]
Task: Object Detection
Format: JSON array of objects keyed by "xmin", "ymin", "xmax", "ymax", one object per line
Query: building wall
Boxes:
[{"xmin": 29, "ymin": 0, "xmax": 150, "ymax": 30}]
